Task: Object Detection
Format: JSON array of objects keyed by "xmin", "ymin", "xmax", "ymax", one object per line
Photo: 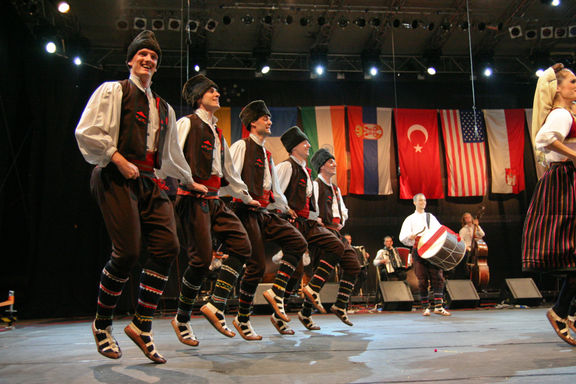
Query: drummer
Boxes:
[{"xmin": 399, "ymin": 193, "xmax": 451, "ymax": 316}]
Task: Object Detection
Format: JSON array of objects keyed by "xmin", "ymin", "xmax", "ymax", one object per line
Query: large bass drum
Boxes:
[{"xmin": 417, "ymin": 226, "xmax": 465, "ymax": 271}]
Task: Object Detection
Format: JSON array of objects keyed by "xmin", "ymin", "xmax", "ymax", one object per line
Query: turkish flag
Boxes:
[{"xmin": 394, "ymin": 109, "xmax": 444, "ymax": 199}]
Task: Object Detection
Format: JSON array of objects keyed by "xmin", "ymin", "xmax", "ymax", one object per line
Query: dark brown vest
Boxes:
[
  {"xmin": 117, "ymin": 79, "xmax": 168, "ymax": 168},
  {"xmin": 181, "ymin": 113, "xmax": 225, "ymax": 181},
  {"xmin": 283, "ymin": 157, "xmax": 316, "ymax": 212},
  {"xmin": 240, "ymin": 137, "xmax": 274, "ymax": 202},
  {"xmin": 316, "ymin": 178, "xmax": 341, "ymax": 225}
]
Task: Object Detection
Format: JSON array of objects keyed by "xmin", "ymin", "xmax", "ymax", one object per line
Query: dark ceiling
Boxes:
[{"xmin": 10, "ymin": 0, "xmax": 576, "ymax": 80}]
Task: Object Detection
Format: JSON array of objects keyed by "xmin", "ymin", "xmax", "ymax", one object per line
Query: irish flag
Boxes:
[
  {"xmin": 347, "ymin": 106, "xmax": 393, "ymax": 195},
  {"xmin": 301, "ymin": 106, "xmax": 348, "ymax": 195}
]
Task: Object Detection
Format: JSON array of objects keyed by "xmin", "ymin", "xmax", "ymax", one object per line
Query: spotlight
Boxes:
[
  {"xmin": 284, "ymin": 15, "xmax": 293, "ymax": 25},
  {"xmin": 45, "ymin": 41, "xmax": 57, "ymax": 54},
  {"xmin": 486, "ymin": 22, "xmax": 503, "ymax": 31},
  {"xmin": 460, "ymin": 21, "xmax": 469, "ymax": 30},
  {"xmin": 57, "ymin": 1, "xmax": 70, "ymax": 14},
  {"xmin": 338, "ymin": 17, "xmax": 349, "ymax": 28},
  {"xmin": 551, "ymin": 0, "xmax": 561, "ymax": 6},
  {"xmin": 369, "ymin": 66, "xmax": 378, "ymax": 76},
  {"xmin": 315, "ymin": 65, "xmax": 325, "ymax": 76},
  {"xmin": 260, "ymin": 64, "xmax": 270, "ymax": 74},
  {"xmin": 241, "ymin": 15, "xmax": 254, "ymax": 25},
  {"xmin": 535, "ymin": 68, "xmax": 545, "ymax": 77},
  {"xmin": 525, "ymin": 29, "xmax": 537, "ymax": 40},
  {"xmin": 478, "ymin": 22, "xmax": 486, "ymax": 31},
  {"xmin": 569, "ymin": 25, "xmax": 576, "ymax": 37},
  {"xmin": 223, "ymin": 16, "xmax": 232, "ymax": 25},
  {"xmin": 134, "ymin": 17, "xmax": 147, "ymax": 30},
  {"xmin": 411, "ymin": 20, "xmax": 419, "ymax": 29},
  {"xmin": 205, "ymin": 18, "xmax": 218, "ymax": 32},
  {"xmin": 427, "ymin": 22, "xmax": 435, "ymax": 31},
  {"xmin": 483, "ymin": 67, "xmax": 493, "ymax": 77},
  {"xmin": 300, "ymin": 17, "xmax": 310, "ymax": 27},
  {"xmin": 261, "ymin": 15, "xmax": 272, "ymax": 24},
  {"xmin": 354, "ymin": 17, "xmax": 366, "ymax": 28},
  {"xmin": 152, "ymin": 19, "xmax": 164, "ymax": 31},
  {"xmin": 508, "ymin": 25, "xmax": 522, "ymax": 38},
  {"xmin": 555, "ymin": 27, "xmax": 567, "ymax": 38},
  {"xmin": 370, "ymin": 18, "xmax": 381, "ymax": 27},
  {"xmin": 168, "ymin": 18, "xmax": 181, "ymax": 31},
  {"xmin": 116, "ymin": 18, "xmax": 129, "ymax": 31},
  {"xmin": 427, "ymin": 66, "xmax": 437, "ymax": 75},
  {"xmin": 541, "ymin": 26, "xmax": 553, "ymax": 39},
  {"xmin": 73, "ymin": 56, "xmax": 82, "ymax": 66},
  {"xmin": 392, "ymin": 19, "xmax": 401, "ymax": 28},
  {"xmin": 317, "ymin": 16, "xmax": 327, "ymax": 26},
  {"xmin": 186, "ymin": 20, "xmax": 199, "ymax": 33},
  {"xmin": 441, "ymin": 23, "xmax": 451, "ymax": 31},
  {"xmin": 194, "ymin": 64, "xmax": 201, "ymax": 72}
]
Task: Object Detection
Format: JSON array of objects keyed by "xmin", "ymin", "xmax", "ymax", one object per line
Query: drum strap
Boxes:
[{"xmin": 426, "ymin": 213, "xmax": 430, "ymax": 229}]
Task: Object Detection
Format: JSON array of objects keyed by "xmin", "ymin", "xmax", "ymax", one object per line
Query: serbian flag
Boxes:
[
  {"xmin": 301, "ymin": 106, "xmax": 348, "ymax": 194},
  {"xmin": 347, "ymin": 106, "xmax": 393, "ymax": 195},
  {"xmin": 440, "ymin": 109, "xmax": 487, "ymax": 197},
  {"xmin": 483, "ymin": 109, "xmax": 526, "ymax": 194},
  {"xmin": 395, "ymin": 108, "xmax": 443, "ymax": 199}
]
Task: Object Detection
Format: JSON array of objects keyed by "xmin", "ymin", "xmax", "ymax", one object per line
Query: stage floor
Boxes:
[{"xmin": 1, "ymin": 307, "xmax": 575, "ymax": 383}]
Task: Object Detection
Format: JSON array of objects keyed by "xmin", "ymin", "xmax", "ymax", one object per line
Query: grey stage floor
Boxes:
[{"xmin": 1, "ymin": 307, "xmax": 575, "ymax": 384}]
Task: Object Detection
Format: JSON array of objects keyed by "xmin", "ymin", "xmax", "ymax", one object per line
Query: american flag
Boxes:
[{"xmin": 440, "ymin": 109, "xmax": 487, "ymax": 197}]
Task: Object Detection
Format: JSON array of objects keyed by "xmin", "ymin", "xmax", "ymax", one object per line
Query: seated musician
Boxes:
[
  {"xmin": 374, "ymin": 236, "xmax": 409, "ymax": 281},
  {"xmin": 344, "ymin": 233, "xmax": 370, "ymax": 295},
  {"xmin": 459, "ymin": 212, "xmax": 485, "ymax": 264},
  {"xmin": 399, "ymin": 193, "xmax": 451, "ymax": 317}
]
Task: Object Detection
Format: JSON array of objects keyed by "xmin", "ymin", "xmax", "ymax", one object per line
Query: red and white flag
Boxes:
[
  {"xmin": 483, "ymin": 109, "xmax": 526, "ymax": 194},
  {"xmin": 440, "ymin": 109, "xmax": 487, "ymax": 197}
]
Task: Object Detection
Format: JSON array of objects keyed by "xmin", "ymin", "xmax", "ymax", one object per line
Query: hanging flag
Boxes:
[
  {"xmin": 440, "ymin": 109, "xmax": 487, "ymax": 197},
  {"xmin": 483, "ymin": 109, "xmax": 526, "ymax": 194},
  {"xmin": 347, "ymin": 106, "xmax": 393, "ymax": 195},
  {"xmin": 395, "ymin": 108, "xmax": 443, "ymax": 199},
  {"xmin": 301, "ymin": 106, "xmax": 348, "ymax": 194},
  {"xmin": 214, "ymin": 106, "xmax": 244, "ymax": 145}
]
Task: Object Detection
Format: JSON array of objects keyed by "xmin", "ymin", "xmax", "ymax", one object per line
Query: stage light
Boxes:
[
  {"xmin": 300, "ymin": 17, "xmax": 310, "ymax": 27},
  {"xmin": 541, "ymin": 26, "xmax": 553, "ymax": 39},
  {"xmin": 478, "ymin": 22, "xmax": 486, "ymax": 31},
  {"xmin": 369, "ymin": 66, "xmax": 378, "ymax": 76},
  {"xmin": 569, "ymin": 25, "xmax": 576, "ymax": 37},
  {"xmin": 261, "ymin": 15, "xmax": 272, "ymax": 25},
  {"xmin": 338, "ymin": 17, "xmax": 349, "ymax": 28},
  {"xmin": 315, "ymin": 65, "xmax": 325, "ymax": 76},
  {"xmin": 260, "ymin": 64, "xmax": 270, "ymax": 74},
  {"xmin": 411, "ymin": 20, "xmax": 419, "ymax": 29},
  {"xmin": 205, "ymin": 18, "xmax": 218, "ymax": 32},
  {"xmin": 116, "ymin": 18, "xmax": 129, "ymax": 31},
  {"xmin": 508, "ymin": 25, "xmax": 522, "ymax": 39},
  {"xmin": 555, "ymin": 27, "xmax": 567, "ymax": 38},
  {"xmin": 427, "ymin": 66, "xmax": 437, "ymax": 75},
  {"xmin": 134, "ymin": 17, "xmax": 147, "ymax": 30},
  {"xmin": 427, "ymin": 22, "xmax": 435, "ymax": 31},
  {"xmin": 392, "ymin": 19, "xmax": 401, "ymax": 28},
  {"xmin": 186, "ymin": 20, "xmax": 199, "ymax": 33},
  {"xmin": 355, "ymin": 17, "xmax": 366, "ymax": 28},
  {"xmin": 317, "ymin": 16, "xmax": 327, "ymax": 26},
  {"xmin": 223, "ymin": 16, "xmax": 232, "ymax": 25},
  {"xmin": 168, "ymin": 18, "xmax": 181, "ymax": 31},
  {"xmin": 45, "ymin": 41, "xmax": 57, "ymax": 54},
  {"xmin": 370, "ymin": 18, "xmax": 381, "ymax": 27},
  {"xmin": 483, "ymin": 67, "xmax": 493, "ymax": 77},
  {"xmin": 152, "ymin": 19, "xmax": 164, "ymax": 31},
  {"xmin": 57, "ymin": 2, "xmax": 70, "ymax": 14},
  {"xmin": 241, "ymin": 15, "xmax": 254, "ymax": 25},
  {"xmin": 73, "ymin": 56, "xmax": 82, "ymax": 66},
  {"xmin": 460, "ymin": 21, "xmax": 469, "ymax": 30},
  {"xmin": 194, "ymin": 64, "xmax": 200, "ymax": 72},
  {"xmin": 284, "ymin": 15, "xmax": 293, "ymax": 25},
  {"xmin": 441, "ymin": 23, "xmax": 451, "ymax": 31},
  {"xmin": 536, "ymin": 68, "xmax": 545, "ymax": 77},
  {"xmin": 525, "ymin": 29, "xmax": 537, "ymax": 40}
]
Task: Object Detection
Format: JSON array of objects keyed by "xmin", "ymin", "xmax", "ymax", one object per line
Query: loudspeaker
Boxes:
[
  {"xmin": 445, "ymin": 279, "xmax": 480, "ymax": 308},
  {"xmin": 378, "ymin": 281, "xmax": 414, "ymax": 311},
  {"xmin": 253, "ymin": 283, "xmax": 274, "ymax": 305},
  {"xmin": 320, "ymin": 283, "xmax": 340, "ymax": 304},
  {"xmin": 503, "ymin": 278, "xmax": 543, "ymax": 306}
]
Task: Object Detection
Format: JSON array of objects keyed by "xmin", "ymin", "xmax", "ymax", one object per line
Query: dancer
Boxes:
[
  {"xmin": 76, "ymin": 31, "xmax": 196, "ymax": 363},
  {"xmin": 522, "ymin": 63, "xmax": 576, "ymax": 346}
]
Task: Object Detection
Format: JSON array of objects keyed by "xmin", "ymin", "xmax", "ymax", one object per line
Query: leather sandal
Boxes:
[
  {"xmin": 124, "ymin": 322, "xmax": 166, "ymax": 364},
  {"xmin": 171, "ymin": 317, "xmax": 199, "ymax": 347},
  {"xmin": 298, "ymin": 311, "xmax": 320, "ymax": 330},
  {"xmin": 270, "ymin": 314, "xmax": 295, "ymax": 335},
  {"xmin": 200, "ymin": 303, "xmax": 235, "ymax": 338},
  {"xmin": 547, "ymin": 308, "xmax": 576, "ymax": 346},
  {"xmin": 92, "ymin": 321, "xmax": 122, "ymax": 359},
  {"xmin": 263, "ymin": 288, "xmax": 290, "ymax": 322},
  {"xmin": 330, "ymin": 305, "xmax": 353, "ymax": 326},
  {"xmin": 233, "ymin": 316, "xmax": 262, "ymax": 341},
  {"xmin": 302, "ymin": 285, "xmax": 327, "ymax": 314}
]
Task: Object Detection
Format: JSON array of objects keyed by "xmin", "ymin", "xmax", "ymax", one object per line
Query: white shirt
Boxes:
[
  {"xmin": 75, "ymin": 74, "xmax": 194, "ymax": 185},
  {"xmin": 276, "ymin": 156, "xmax": 318, "ymax": 219},
  {"xmin": 312, "ymin": 174, "xmax": 348, "ymax": 226},
  {"xmin": 399, "ymin": 210, "xmax": 441, "ymax": 247},
  {"xmin": 175, "ymin": 114, "xmax": 252, "ymax": 204},
  {"xmin": 535, "ymin": 108, "xmax": 576, "ymax": 163},
  {"xmin": 228, "ymin": 134, "xmax": 290, "ymax": 212},
  {"xmin": 459, "ymin": 224, "xmax": 485, "ymax": 248}
]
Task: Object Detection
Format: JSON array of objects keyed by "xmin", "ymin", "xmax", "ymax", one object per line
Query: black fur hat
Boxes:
[
  {"xmin": 310, "ymin": 148, "xmax": 335, "ymax": 173},
  {"xmin": 181, "ymin": 74, "xmax": 218, "ymax": 108},
  {"xmin": 126, "ymin": 30, "xmax": 161, "ymax": 66},
  {"xmin": 280, "ymin": 126, "xmax": 309, "ymax": 153},
  {"xmin": 239, "ymin": 100, "xmax": 271, "ymax": 130}
]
